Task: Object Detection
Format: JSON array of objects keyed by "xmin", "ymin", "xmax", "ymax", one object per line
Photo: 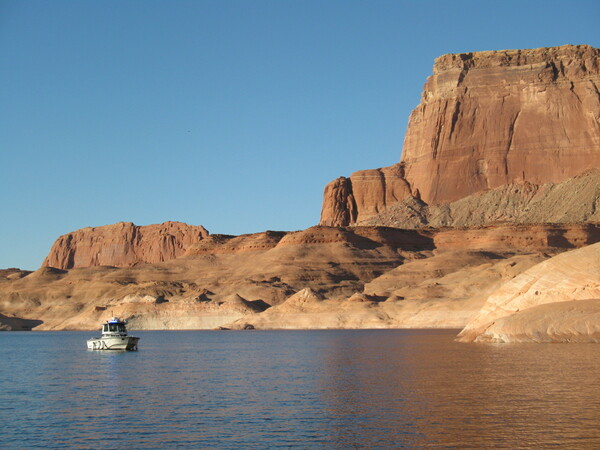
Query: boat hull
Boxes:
[{"xmin": 87, "ymin": 336, "xmax": 139, "ymax": 351}]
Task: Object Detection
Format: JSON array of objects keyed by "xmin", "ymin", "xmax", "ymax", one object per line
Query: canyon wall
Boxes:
[
  {"xmin": 321, "ymin": 45, "xmax": 600, "ymax": 226},
  {"xmin": 43, "ymin": 221, "xmax": 209, "ymax": 269},
  {"xmin": 6, "ymin": 45, "xmax": 600, "ymax": 335}
]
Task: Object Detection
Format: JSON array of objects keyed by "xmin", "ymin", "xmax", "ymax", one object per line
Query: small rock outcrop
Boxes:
[
  {"xmin": 321, "ymin": 45, "xmax": 600, "ymax": 226},
  {"xmin": 43, "ymin": 221, "xmax": 209, "ymax": 269}
]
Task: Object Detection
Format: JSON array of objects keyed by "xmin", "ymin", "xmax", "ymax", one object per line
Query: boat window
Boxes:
[
  {"xmin": 103, "ymin": 324, "xmax": 108, "ymax": 332},
  {"xmin": 118, "ymin": 324, "xmax": 126, "ymax": 333},
  {"xmin": 109, "ymin": 324, "xmax": 118, "ymax": 332}
]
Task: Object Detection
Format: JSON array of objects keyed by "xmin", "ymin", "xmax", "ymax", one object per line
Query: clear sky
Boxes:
[{"xmin": 1, "ymin": 0, "xmax": 599, "ymax": 270}]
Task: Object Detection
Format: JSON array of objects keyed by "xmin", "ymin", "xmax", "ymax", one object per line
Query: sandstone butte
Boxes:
[
  {"xmin": 320, "ymin": 44, "xmax": 600, "ymax": 227},
  {"xmin": 43, "ymin": 221, "xmax": 209, "ymax": 269},
  {"xmin": 1, "ymin": 45, "xmax": 599, "ymax": 342}
]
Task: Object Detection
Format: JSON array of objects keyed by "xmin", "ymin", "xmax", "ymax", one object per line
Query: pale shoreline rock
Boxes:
[
  {"xmin": 464, "ymin": 299, "xmax": 600, "ymax": 343},
  {"xmin": 457, "ymin": 243, "xmax": 600, "ymax": 343}
]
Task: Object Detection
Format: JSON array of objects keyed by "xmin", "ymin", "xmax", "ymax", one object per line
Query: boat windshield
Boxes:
[{"xmin": 104, "ymin": 323, "xmax": 127, "ymax": 333}]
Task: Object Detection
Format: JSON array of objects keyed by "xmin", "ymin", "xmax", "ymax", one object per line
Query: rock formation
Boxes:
[
  {"xmin": 0, "ymin": 313, "xmax": 42, "ymax": 331},
  {"xmin": 43, "ymin": 221, "xmax": 209, "ymax": 269},
  {"xmin": 358, "ymin": 169, "xmax": 600, "ymax": 228},
  {"xmin": 320, "ymin": 166, "xmax": 411, "ymax": 226},
  {"xmin": 432, "ymin": 223, "xmax": 600, "ymax": 252},
  {"xmin": 457, "ymin": 242, "xmax": 600, "ymax": 343},
  {"xmin": 321, "ymin": 44, "xmax": 600, "ymax": 226},
  {"xmin": 2, "ymin": 223, "xmax": 598, "ymax": 331},
  {"xmin": 3, "ymin": 45, "xmax": 600, "ymax": 336},
  {"xmin": 1, "ymin": 226, "xmax": 421, "ymax": 330}
]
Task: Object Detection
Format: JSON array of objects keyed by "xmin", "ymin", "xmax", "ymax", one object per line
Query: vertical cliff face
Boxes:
[
  {"xmin": 403, "ymin": 44, "xmax": 600, "ymax": 205},
  {"xmin": 43, "ymin": 221, "xmax": 209, "ymax": 269},
  {"xmin": 321, "ymin": 45, "xmax": 600, "ymax": 226}
]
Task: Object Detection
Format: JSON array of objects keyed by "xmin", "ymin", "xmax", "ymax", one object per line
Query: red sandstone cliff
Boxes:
[
  {"xmin": 321, "ymin": 45, "xmax": 600, "ymax": 226},
  {"xmin": 43, "ymin": 221, "xmax": 209, "ymax": 269}
]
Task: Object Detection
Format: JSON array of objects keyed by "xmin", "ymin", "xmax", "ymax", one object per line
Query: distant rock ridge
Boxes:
[
  {"xmin": 43, "ymin": 221, "xmax": 209, "ymax": 269},
  {"xmin": 41, "ymin": 222, "xmax": 599, "ymax": 270},
  {"xmin": 321, "ymin": 44, "xmax": 600, "ymax": 227}
]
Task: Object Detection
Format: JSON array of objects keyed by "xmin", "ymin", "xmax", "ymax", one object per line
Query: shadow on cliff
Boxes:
[
  {"xmin": 547, "ymin": 225, "xmax": 600, "ymax": 249},
  {"xmin": 350, "ymin": 227, "xmax": 436, "ymax": 251},
  {"xmin": 0, "ymin": 313, "xmax": 44, "ymax": 331}
]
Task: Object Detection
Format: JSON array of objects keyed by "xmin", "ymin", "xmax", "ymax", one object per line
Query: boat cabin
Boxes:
[
  {"xmin": 103, "ymin": 319, "xmax": 127, "ymax": 335},
  {"xmin": 88, "ymin": 317, "xmax": 139, "ymax": 351}
]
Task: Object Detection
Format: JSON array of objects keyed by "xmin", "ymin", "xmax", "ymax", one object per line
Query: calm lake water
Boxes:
[{"xmin": 1, "ymin": 329, "xmax": 599, "ymax": 448}]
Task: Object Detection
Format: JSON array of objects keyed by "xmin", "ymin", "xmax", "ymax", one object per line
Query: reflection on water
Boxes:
[{"xmin": 1, "ymin": 330, "xmax": 599, "ymax": 447}]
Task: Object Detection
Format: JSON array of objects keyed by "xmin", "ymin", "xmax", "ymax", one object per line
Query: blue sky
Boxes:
[{"xmin": 1, "ymin": 0, "xmax": 599, "ymax": 270}]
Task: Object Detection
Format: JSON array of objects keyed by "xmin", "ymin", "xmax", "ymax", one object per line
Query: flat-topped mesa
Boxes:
[
  {"xmin": 321, "ymin": 45, "xmax": 600, "ymax": 226},
  {"xmin": 43, "ymin": 221, "xmax": 209, "ymax": 269}
]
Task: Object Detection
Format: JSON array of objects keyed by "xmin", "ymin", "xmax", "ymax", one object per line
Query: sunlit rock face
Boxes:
[
  {"xmin": 3, "ymin": 222, "xmax": 597, "ymax": 331},
  {"xmin": 321, "ymin": 45, "xmax": 600, "ymax": 226},
  {"xmin": 43, "ymin": 221, "xmax": 209, "ymax": 269}
]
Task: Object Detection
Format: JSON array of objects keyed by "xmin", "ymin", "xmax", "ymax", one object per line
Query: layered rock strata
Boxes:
[
  {"xmin": 43, "ymin": 221, "xmax": 209, "ymax": 269},
  {"xmin": 41, "ymin": 221, "xmax": 599, "ymax": 271},
  {"xmin": 321, "ymin": 45, "xmax": 600, "ymax": 226},
  {"xmin": 5, "ymin": 44, "xmax": 600, "ymax": 335}
]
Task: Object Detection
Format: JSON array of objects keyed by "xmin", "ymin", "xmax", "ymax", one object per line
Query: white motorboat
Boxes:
[{"xmin": 87, "ymin": 317, "xmax": 140, "ymax": 351}]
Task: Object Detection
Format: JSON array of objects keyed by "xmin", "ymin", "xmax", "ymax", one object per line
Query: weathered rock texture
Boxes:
[
  {"xmin": 457, "ymin": 242, "xmax": 600, "ymax": 343},
  {"xmin": 225, "ymin": 252, "xmax": 547, "ymax": 330},
  {"xmin": 43, "ymin": 221, "xmax": 209, "ymax": 269},
  {"xmin": 432, "ymin": 223, "xmax": 600, "ymax": 252},
  {"xmin": 321, "ymin": 45, "xmax": 600, "ymax": 226}
]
